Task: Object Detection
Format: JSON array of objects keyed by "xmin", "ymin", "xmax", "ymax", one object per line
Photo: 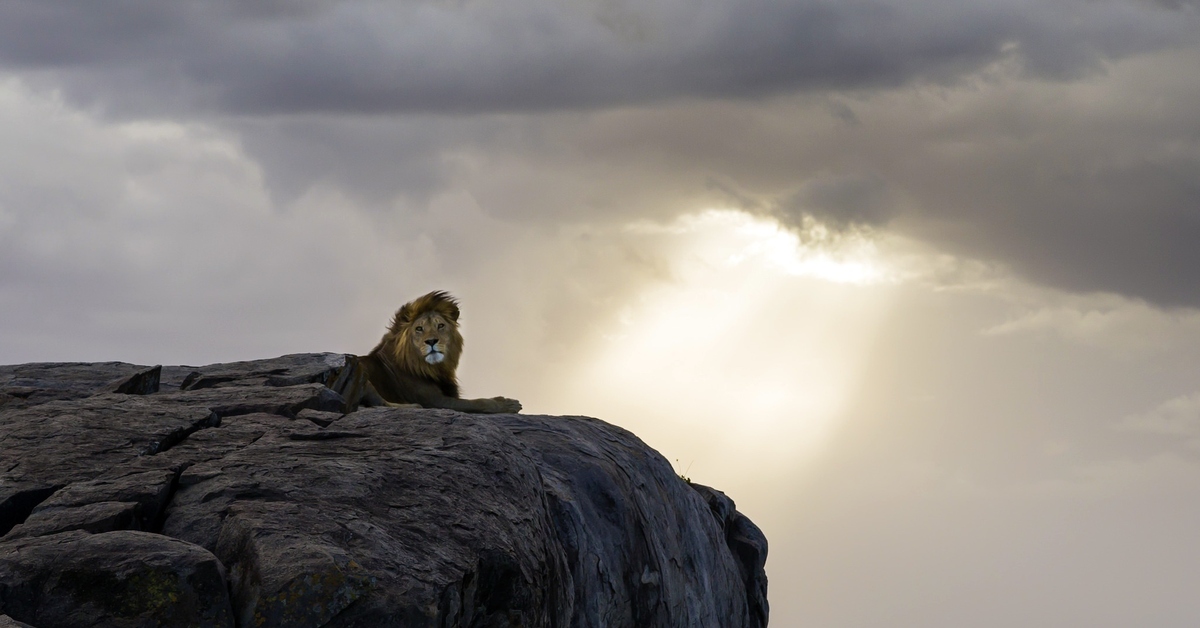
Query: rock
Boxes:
[
  {"xmin": 0, "ymin": 354, "xmax": 768, "ymax": 627},
  {"xmin": 163, "ymin": 408, "xmax": 573, "ymax": 626},
  {"xmin": 0, "ymin": 531, "xmax": 233, "ymax": 627},
  {"xmin": 688, "ymin": 483, "xmax": 770, "ymax": 628},
  {"xmin": 153, "ymin": 383, "xmax": 345, "ymax": 419},
  {"xmin": 296, "ymin": 408, "xmax": 344, "ymax": 427},
  {"xmin": 7, "ymin": 469, "xmax": 179, "ymax": 538},
  {"xmin": 0, "ymin": 613, "xmax": 35, "ymax": 628},
  {"xmin": 109, "ymin": 365, "xmax": 162, "ymax": 396},
  {"xmin": 0, "ymin": 362, "xmax": 152, "ymax": 411},
  {"xmin": 491, "ymin": 413, "xmax": 766, "ymax": 627},
  {"xmin": 0, "ymin": 380, "xmax": 341, "ymax": 537},
  {"xmin": 162, "ymin": 353, "xmax": 347, "ymax": 392},
  {"xmin": 0, "ymin": 395, "xmax": 219, "ymax": 537}
]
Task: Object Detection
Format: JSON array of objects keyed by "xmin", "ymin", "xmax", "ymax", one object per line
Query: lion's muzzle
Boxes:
[{"xmin": 422, "ymin": 338, "xmax": 445, "ymax": 364}]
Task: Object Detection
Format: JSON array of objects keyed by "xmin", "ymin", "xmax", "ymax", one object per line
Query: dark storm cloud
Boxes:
[
  {"xmin": 1, "ymin": 0, "xmax": 1198, "ymax": 310},
  {"xmin": 764, "ymin": 50, "xmax": 1200, "ymax": 307},
  {"xmin": 901, "ymin": 150, "xmax": 1200, "ymax": 308},
  {"xmin": 784, "ymin": 173, "xmax": 897, "ymax": 227},
  {"xmin": 0, "ymin": 0, "xmax": 1192, "ymax": 115},
  {"xmin": 232, "ymin": 116, "xmax": 465, "ymax": 205}
]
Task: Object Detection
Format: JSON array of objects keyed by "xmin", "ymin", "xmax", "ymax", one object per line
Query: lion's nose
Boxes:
[{"xmin": 425, "ymin": 339, "xmax": 439, "ymax": 347}]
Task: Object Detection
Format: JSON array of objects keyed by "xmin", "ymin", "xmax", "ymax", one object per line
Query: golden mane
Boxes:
[
  {"xmin": 378, "ymin": 290, "xmax": 463, "ymax": 396},
  {"xmin": 336, "ymin": 290, "xmax": 520, "ymax": 414}
]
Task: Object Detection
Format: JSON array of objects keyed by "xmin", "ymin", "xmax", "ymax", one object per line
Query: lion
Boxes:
[{"xmin": 331, "ymin": 290, "xmax": 521, "ymax": 414}]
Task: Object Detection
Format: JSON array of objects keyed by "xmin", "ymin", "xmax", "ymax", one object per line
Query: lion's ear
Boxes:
[{"xmin": 447, "ymin": 302, "xmax": 460, "ymax": 322}]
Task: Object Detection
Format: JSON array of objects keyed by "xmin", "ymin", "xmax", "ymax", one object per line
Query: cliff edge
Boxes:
[{"xmin": 0, "ymin": 353, "xmax": 767, "ymax": 627}]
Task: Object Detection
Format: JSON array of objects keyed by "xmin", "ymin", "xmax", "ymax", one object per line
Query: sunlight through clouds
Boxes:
[
  {"xmin": 560, "ymin": 210, "xmax": 897, "ymax": 481},
  {"xmin": 628, "ymin": 209, "xmax": 896, "ymax": 285}
]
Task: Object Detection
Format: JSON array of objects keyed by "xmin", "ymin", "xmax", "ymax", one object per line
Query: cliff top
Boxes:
[{"xmin": 0, "ymin": 353, "xmax": 767, "ymax": 628}]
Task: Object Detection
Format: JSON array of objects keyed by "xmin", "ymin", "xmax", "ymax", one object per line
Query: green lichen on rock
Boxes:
[
  {"xmin": 0, "ymin": 531, "xmax": 235, "ymax": 628},
  {"xmin": 249, "ymin": 560, "xmax": 374, "ymax": 628},
  {"xmin": 58, "ymin": 566, "xmax": 181, "ymax": 619}
]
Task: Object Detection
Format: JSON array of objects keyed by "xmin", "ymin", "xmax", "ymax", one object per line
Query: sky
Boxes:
[{"xmin": 2, "ymin": 0, "xmax": 1200, "ymax": 625}]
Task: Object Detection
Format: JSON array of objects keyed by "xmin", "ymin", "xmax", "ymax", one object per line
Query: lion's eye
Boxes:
[
  {"xmin": 437, "ymin": 323, "xmax": 445, "ymax": 330},
  {"xmin": 415, "ymin": 326, "xmax": 423, "ymax": 332}
]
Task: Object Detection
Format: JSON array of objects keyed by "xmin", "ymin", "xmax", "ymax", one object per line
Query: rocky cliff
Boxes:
[{"xmin": 0, "ymin": 354, "xmax": 768, "ymax": 627}]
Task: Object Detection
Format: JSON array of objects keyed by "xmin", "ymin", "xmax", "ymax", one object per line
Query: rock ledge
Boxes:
[{"xmin": 1, "ymin": 354, "xmax": 767, "ymax": 627}]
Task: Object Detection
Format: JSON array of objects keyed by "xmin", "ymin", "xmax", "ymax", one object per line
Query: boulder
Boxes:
[
  {"xmin": 0, "ymin": 613, "xmax": 35, "ymax": 627},
  {"xmin": 0, "ymin": 531, "xmax": 233, "ymax": 627},
  {"xmin": 160, "ymin": 353, "xmax": 347, "ymax": 392},
  {"xmin": 0, "ymin": 363, "xmax": 161, "ymax": 411},
  {"xmin": 0, "ymin": 354, "xmax": 767, "ymax": 627}
]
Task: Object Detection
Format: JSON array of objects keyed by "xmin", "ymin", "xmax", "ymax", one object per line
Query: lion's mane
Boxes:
[{"xmin": 366, "ymin": 290, "xmax": 464, "ymax": 402}]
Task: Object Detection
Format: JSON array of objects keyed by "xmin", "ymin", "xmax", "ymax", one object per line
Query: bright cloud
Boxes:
[{"xmin": 556, "ymin": 210, "xmax": 897, "ymax": 479}]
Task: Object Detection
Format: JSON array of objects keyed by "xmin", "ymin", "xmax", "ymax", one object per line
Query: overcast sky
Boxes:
[{"xmin": 2, "ymin": 1, "xmax": 1200, "ymax": 625}]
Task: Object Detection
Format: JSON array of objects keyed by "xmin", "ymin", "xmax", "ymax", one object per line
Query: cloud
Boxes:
[
  {"xmin": 0, "ymin": 0, "xmax": 1193, "ymax": 116},
  {"xmin": 783, "ymin": 173, "xmax": 897, "ymax": 227},
  {"xmin": 0, "ymin": 79, "xmax": 437, "ymax": 363},
  {"xmin": 2, "ymin": 2, "xmax": 1200, "ymax": 314},
  {"xmin": 980, "ymin": 291, "xmax": 1200, "ymax": 351},
  {"xmin": 1117, "ymin": 393, "xmax": 1200, "ymax": 436},
  {"xmin": 0, "ymin": 78, "xmax": 704, "ymax": 376},
  {"xmin": 215, "ymin": 45, "xmax": 1200, "ymax": 308}
]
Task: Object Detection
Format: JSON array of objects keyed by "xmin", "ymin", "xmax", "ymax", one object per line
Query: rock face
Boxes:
[{"xmin": 0, "ymin": 354, "xmax": 768, "ymax": 627}]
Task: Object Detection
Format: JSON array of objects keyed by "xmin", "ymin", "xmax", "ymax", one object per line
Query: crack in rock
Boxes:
[
  {"xmin": 5, "ymin": 468, "xmax": 183, "ymax": 539},
  {"xmin": 2, "ymin": 354, "xmax": 769, "ymax": 626},
  {"xmin": 0, "ymin": 486, "xmax": 63, "ymax": 537},
  {"xmin": 141, "ymin": 411, "xmax": 222, "ymax": 456}
]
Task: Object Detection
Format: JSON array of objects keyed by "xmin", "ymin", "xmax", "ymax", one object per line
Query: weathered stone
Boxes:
[
  {"xmin": 152, "ymin": 412, "xmax": 295, "ymax": 470},
  {"xmin": 216, "ymin": 508, "xmax": 376, "ymax": 628},
  {"xmin": 154, "ymin": 383, "xmax": 345, "ymax": 418},
  {"xmin": 0, "ymin": 613, "xmax": 35, "ymax": 627},
  {"xmin": 491, "ymin": 413, "xmax": 761, "ymax": 627},
  {"xmin": 688, "ymin": 483, "xmax": 770, "ymax": 628},
  {"xmin": 0, "ymin": 354, "xmax": 769, "ymax": 627},
  {"xmin": 7, "ymin": 502, "xmax": 139, "ymax": 539},
  {"xmin": 7, "ymin": 469, "xmax": 180, "ymax": 539},
  {"xmin": 0, "ymin": 531, "xmax": 234, "ymax": 627},
  {"xmin": 0, "ymin": 362, "xmax": 150, "ymax": 411},
  {"xmin": 296, "ymin": 408, "xmax": 343, "ymax": 427},
  {"xmin": 109, "ymin": 365, "xmax": 161, "ymax": 396},
  {"xmin": 163, "ymin": 353, "xmax": 347, "ymax": 391},
  {"xmin": 164, "ymin": 408, "xmax": 574, "ymax": 627},
  {"xmin": 0, "ymin": 396, "xmax": 218, "ymax": 536}
]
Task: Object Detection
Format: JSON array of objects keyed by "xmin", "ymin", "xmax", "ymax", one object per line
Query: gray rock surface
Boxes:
[
  {"xmin": 0, "ymin": 363, "xmax": 161, "ymax": 411},
  {"xmin": 0, "ymin": 354, "xmax": 768, "ymax": 627},
  {"xmin": 0, "ymin": 531, "xmax": 233, "ymax": 627},
  {"xmin": 0, "ymin": 614, "xmax": 35, "ymax": 628}
]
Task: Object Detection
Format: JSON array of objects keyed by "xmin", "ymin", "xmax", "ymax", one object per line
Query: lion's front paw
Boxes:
[{"xmin": 491, "ymin": 397, "xmax": 522, "ymax": 413}]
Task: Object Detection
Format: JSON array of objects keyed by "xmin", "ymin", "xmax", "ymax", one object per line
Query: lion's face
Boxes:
[
  {"xmin": 407, "ymin": 311, "xmax": 455, "ymax": 365},
  {"xmin": 388, "ymin": 303, "xmax": 464, "ymax": 378},
  {"xmin": 377, "ymin": 290, "xmax": 465, "ymax": 382}
]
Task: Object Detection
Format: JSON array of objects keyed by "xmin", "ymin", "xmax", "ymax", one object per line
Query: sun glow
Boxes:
[
  {"xmin": 561, "ymin": 210, "xmax": 898, "ymax": 480},
  {"xmin": 633, "ymin": 209, "xmax": 894, "ymax": 285}
]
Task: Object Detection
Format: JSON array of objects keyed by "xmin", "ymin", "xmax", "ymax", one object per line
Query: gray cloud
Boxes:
[
  {"xmin": 905, "ymin": 154, "xmax": 1200, "ymax": 307},
  {"xmin": 0, "ymin": 0, "xmax": 1193, "ymax": 116},
  {"xmin": 222, "ymin": 47, "xmax": 1200, "ymax": 307},
  {"xmin": 784, "ymin": 173, "xmax": 897, "ymax": 227},
  {"xmin": 2, "ymin": 0, "xmax": 1200, "ymax": 310}
]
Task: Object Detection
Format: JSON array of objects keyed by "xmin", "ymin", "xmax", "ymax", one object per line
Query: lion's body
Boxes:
[{"xmin": 342, "ymin": 291, "xmax": 520, "ymax": 414}]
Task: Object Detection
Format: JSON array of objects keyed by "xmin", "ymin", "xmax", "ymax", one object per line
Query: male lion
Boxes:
[{"xmin": 332, "ymin": 290, "xmax": 521, "ymax": 414}]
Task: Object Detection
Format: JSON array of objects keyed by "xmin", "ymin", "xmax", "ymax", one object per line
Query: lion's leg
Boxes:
[
  {"xmin": 439, "ymin": 396, "xmax": 522, "ymax": 414},
  {"xmin": 360, "ymin": 386, "xmax": 420, "ymax": 409}
]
